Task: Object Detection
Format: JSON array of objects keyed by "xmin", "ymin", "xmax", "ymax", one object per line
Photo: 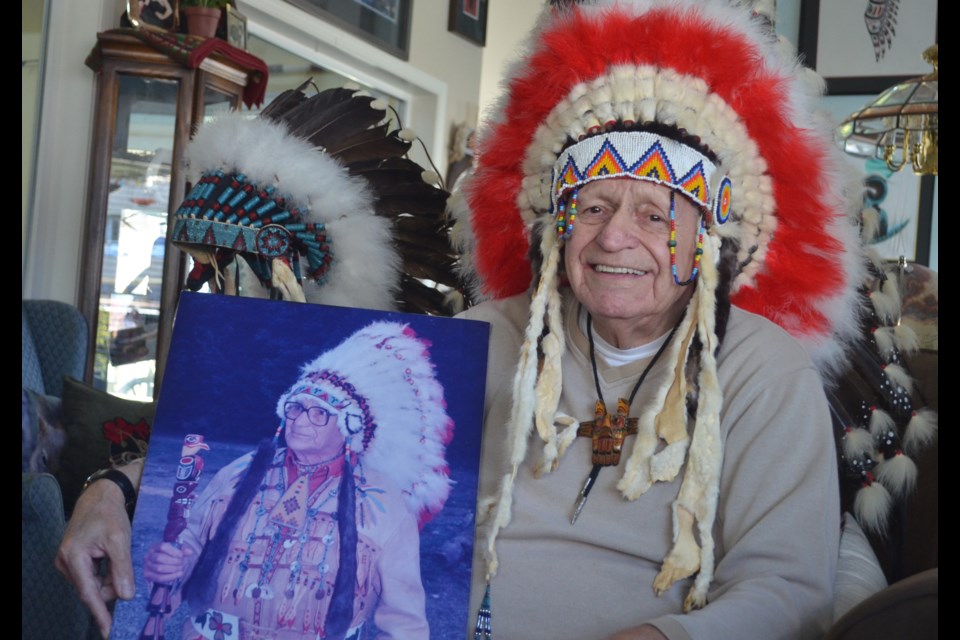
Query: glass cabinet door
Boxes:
[
  {"xmin": 94, "ymin": 75, "xmax": 180, "ymax": 399},
  {"xmin": 203, "ymin": 85, "xmax": 236, "ymax": 120},
  {"xmin": 82, "ymin": 31, "xmax": 248, "ymax": 400}
]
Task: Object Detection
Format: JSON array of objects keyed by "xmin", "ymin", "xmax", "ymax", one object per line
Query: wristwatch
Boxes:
[{"xmin": 82, "ymin": 467, "xmax": 137, "ymax": 516}]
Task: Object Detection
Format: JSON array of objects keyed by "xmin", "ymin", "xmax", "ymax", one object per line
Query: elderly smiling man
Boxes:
[{"xmin": 451, "ymin": 1, "xmax": 866, "ymax": 638}]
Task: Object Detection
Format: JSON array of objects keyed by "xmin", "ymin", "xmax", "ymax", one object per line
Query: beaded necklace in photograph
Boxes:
[{"xmin": 232, "ymin": 452, "xmax": 343, "ymax": 603}]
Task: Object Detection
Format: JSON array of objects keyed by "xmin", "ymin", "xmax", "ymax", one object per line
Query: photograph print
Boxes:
[
  {"xmin": 126, "ymin": 0, "xmax": 179, "ymax": 32},
  {"xmin": 111, "ymin": 292, "xmax": 490, "ymax": 640}
]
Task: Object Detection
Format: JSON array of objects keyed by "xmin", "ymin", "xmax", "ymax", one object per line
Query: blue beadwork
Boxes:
[
  {"xmin": 473, "ymin": 583, "xmax": 492, "ymax": 640},
  {"xmin": 669, "ymin": 193, "xmax": 704, "ymax": 287}
]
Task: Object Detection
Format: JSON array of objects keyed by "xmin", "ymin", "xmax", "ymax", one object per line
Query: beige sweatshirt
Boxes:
[{"xmin": 462, "ymin": 291, "xmax": 839, "ymax": 640}]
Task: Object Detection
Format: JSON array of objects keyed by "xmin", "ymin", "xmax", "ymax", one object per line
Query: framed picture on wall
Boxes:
[
  {"xmin": 287, "ymin": 0, "xmax": 413, "ymax": 59},
  {"xmin": 448, "ymin": 0, "xmax": 488, "ymax": 46},
  {"xmin": 798, "ymin": 0, "xmax": 938, "ymax": 95},
  {"xmin": 125, "ymin": 0, "xmax": 180, "ymax": 32}
]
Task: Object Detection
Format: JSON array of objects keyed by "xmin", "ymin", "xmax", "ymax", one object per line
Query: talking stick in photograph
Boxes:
[{"xmin": 140, "ymin": 435, "xmax": 210, "ymax": 640}]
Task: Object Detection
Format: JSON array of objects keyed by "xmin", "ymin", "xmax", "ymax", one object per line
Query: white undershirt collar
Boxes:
[{"xmin": 578, "ymin": 306, "xmax": 672, "ymax": 367}]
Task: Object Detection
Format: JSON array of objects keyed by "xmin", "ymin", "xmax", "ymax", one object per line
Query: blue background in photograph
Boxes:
[{"xmin": 111, "ymin": 292, "xmax": 490, "ymax": 639}]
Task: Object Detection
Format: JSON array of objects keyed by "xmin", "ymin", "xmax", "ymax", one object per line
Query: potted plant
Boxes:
[{"xmin": 181, "ymin": 0, "xmax": 229, "ymax": 38}]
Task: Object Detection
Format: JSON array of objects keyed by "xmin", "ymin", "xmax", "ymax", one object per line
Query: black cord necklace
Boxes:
[{"xmin": 570, "ymin": 313, "xmax": 681, "ymax": 523}]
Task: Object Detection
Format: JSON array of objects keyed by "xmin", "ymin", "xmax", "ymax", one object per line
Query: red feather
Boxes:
[{"xmin": 467, "ymin": 3, "xmax": 851, "ymax": 346}]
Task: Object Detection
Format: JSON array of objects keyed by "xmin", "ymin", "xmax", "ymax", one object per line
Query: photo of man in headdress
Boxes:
[{"xmin": 104, "ymin": 296, "xmax": 488, "ymax": 640}]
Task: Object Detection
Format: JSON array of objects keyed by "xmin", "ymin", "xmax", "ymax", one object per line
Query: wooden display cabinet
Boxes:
[{"xmin": 80, "ymin": 30, "xmax": 250, "ymax": 399}]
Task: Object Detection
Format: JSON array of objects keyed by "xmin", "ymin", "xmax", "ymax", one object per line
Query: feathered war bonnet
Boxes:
[
  {"xmin": 172, "ymin": 82, "xmax": 452, "ymax": 313},
  {"xmin": 450, "ymin": 0, "xmax": 864, "ymax": 609},
  {"xmin": 276, "ymin": 320, "xmax": 454, "ymax": 525}
]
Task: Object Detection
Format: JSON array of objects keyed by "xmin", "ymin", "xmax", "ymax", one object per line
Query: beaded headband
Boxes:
[
  {"xmin": 551, "ymin": 132, "xmax": 732, "ymax": 226},
  {"xmin": 281, "ymin": 371, "xmax": 376, "ymax": 449}
]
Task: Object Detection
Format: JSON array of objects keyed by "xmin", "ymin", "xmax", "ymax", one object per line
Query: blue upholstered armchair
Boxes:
[{"xmin": 22, "ymin": 300, "xmax": 98, "ymax": 640}]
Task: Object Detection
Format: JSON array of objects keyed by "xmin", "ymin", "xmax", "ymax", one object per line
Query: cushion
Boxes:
[
  {"xmin": 55, "ymin": 377, "xmax": 155, "ymax": 516},
  {"xmin": 826, "ymin": 568, "xmax": 937, "ymax": 640},
  {"xmin": 834, "ymin": 511, "xmax": 888, "ymax": 621},
  {"xmin": 22, "ymin": 300, "xmax": 87, "ymax": 397}
]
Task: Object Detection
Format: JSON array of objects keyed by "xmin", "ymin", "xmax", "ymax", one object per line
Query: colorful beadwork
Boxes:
[
  {"xmin": 173, "ymin": 170, "xmax": 333, "ymax": 285},
  {"xmin": 714, "ymin": 176, "xmax": 733, "ymax": 224},
  {"xmin": 551, "ymin": 132, "xmax": 730, "ymax": 227},
  {"xmin": 555, "ymin": 188, "xmax": 578, "ymax": 240},
  {"xmin": 233, "ymin": 453, "xmax": 342, "ymax": 608},
  {"xmin": 668, "ymin": 192, "xmax": 705, "ymax": 287},
  {"xmin": 473, "ymin": 583, "xmax": 492, "ymax": 640}
]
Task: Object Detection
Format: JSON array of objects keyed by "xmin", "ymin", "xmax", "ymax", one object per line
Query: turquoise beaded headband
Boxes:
[{"xmin": 173, "ymin": 170, "xmax": 333, "ymax": 286}]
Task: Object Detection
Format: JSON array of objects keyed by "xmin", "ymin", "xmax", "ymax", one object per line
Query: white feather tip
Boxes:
[
  {"xmin": 882, "ymin": 363, "xmax": 914, "ymax": 392},
  {"xmin": 370, "ymin": 98, "xmax": 388, "ymax": 111},
  {"xmin": 893, "ymin": 324, "xmax": 920, "ymax": 354},
  {"xmin": 868, "ymin": 407, "xmax": 895, "ymax": 437},
  {"xmin": 398, "ymin": 128, "xmax": 417, "ymax": 142},
  {"xmin": 875, "ymin": 453, "xmax": 918, "ymax": 497},
  {"xmin": 880, "ymin": 276, "xmax": 900, "ymax": 299},
  {"xmin": 842, "ymin": 427, "xmax": 875, "ymax": 459},
  {"xmin": 860, "ymin": 207, "xmax": 880, "ymax": 241},
  {"xmin": 903, "ymin": 408, "xmax": 938, "ymax": 453},
  {"xmin": 872, "ymin": 326, "xmax": 895, "ymax": 357},
  {"xmin": 853, "ymin": 481, "xmax": 892, "ymax": 534},
  {"xmin": 868, "ymin": 289, "xmax": 900, "ymax": 322}
]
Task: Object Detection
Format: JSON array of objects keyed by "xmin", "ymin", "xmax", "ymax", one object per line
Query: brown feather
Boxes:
[
  {"xmin": 335, "ymin": 137, "xmax": 412, "ymax": 165},
  {"xmin": 278, "ymin": 87, "xmax": 357, "ymax": 128},
  {"xmin": 393, "ymin": 229, "xmax": 455, "ymax": 255},
  {"xmin": 375, "ymin": 195, "xmax": 450, "ymax": 217},
  {"xmin": 259, "ymin": 79, "xmax": 313, "ymax": 122},
  {"xmin": 296, "ymin": 97, "xmax": 383, "ymax": 147},
  {"xmin": 398, "ymin": 280, "xmax": 455, "ymax": 316},
  {"xmin": 326, "ymin": 124, "xmax": 410, "ymax": 158},
  {"xmin": 393, "ymin": 214, "xmax": 452, "ymax": 234},
  {"xmin": 402, "ymin": 258, "xmax": 460, "ymax": 284}
]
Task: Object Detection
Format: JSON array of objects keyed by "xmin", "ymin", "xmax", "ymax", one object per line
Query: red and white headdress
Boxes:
[
  {"xmin": 451, "ymin": 0, "xmax": 869, "ymax": 610},
  {"xmin": 455, "ymin": 0, "xmax": 864, "ymax": 355}
]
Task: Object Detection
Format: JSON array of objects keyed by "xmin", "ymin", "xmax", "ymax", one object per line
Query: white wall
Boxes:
[
  {"xmin": 407, "ymin": 0, "xmax": 486, "ymax": 150},
  {"xmin": 477, "ymin": 0, "xmax": 542, "ymax": 123},
  {"xmin": 22, "ymin": 5, "xmax": 43, "ymax": 274},
  {"xmin": 23, "ymin": 0, "xmax": 119, "ymax": 304}
]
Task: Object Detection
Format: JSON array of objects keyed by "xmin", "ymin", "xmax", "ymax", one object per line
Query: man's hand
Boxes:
[
  {"xmin": 143, "ymin": 542, "xmax": 194, "ymax": 584},
  {"xmin": 55, "ymin": 460, "xmax": 142, "ymax": 639}
]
